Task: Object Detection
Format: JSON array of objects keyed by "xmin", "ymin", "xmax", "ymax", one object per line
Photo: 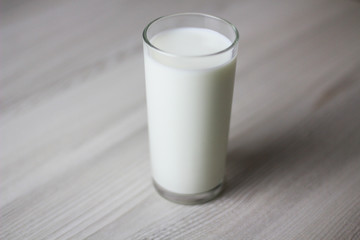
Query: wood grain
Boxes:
[{"xmin": 1, "ymin": 0, "xmax": 360, "ymax": 239}]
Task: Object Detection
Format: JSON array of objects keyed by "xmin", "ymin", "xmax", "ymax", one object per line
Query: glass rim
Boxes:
[{"xmin": 142, "ymin": 12, "xmax": 239, "ymax": 58}]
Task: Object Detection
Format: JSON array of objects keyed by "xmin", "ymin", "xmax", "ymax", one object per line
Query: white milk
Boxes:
[{"xmin": 144, "ymin": 27, "xmax": 236, "ymax": 194}]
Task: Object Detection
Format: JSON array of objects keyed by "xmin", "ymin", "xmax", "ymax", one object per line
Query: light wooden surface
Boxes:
[{"xmin": 1, "ymin": 0, "xmax": 360, "ymax": 239}]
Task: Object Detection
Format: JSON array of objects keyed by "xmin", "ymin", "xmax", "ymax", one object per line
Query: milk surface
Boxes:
[
  {"xmin": 151, "ymin": 27, "xmax": 231, "ymax": 56},
  {"xmin": 144, "ymin": 27, "xmax": 236, "ymax": 194}
]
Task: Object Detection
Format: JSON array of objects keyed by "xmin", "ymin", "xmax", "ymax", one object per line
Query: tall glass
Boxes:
[{"xmin": 143, "ymin": 13, "xmax": 239, "ymax": 204}]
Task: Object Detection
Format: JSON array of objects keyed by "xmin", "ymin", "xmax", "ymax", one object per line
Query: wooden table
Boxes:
[{"xmin": 1, "ymin": 0, "xmax": 360, "ymax": 239}]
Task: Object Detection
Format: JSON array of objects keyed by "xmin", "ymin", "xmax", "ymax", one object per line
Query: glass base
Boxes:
[{"xmin": 153, "ymin": 180, "xmax": 224, "ymax": 205}]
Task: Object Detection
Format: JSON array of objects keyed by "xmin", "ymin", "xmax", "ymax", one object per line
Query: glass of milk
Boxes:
[{"xmin": 143, "ymin": 13, "xmax": 239, "ymax": 204}]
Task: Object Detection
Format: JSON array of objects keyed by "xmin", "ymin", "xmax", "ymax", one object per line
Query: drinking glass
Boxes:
[{"xmin": 143, "ymin": 13, "xmax": 239, "ymax": 204}]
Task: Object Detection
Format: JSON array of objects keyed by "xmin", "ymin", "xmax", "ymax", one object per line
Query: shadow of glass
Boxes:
[{"xmin": 224, "ymin": 87, "xmax": 360, "ymax": 198}]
